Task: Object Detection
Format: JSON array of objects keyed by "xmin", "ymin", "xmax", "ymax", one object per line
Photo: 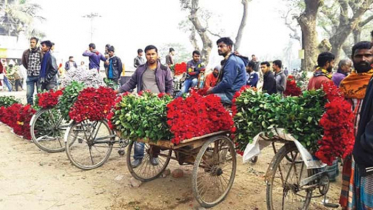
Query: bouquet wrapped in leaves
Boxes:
[
  {"xmin": 0, "ymin": 96, "xmax": 20, "ymax": 107},
  {"xmin": 57, "ymin": 81, "xmax": 85, "ymax": 121},
  {"xmin": 232, "ymin": 82, "xmax": 354, "ymax": 165},
  {"xmin": 109, "ymin": 91, "xmax": 173, "ymax": 142}
]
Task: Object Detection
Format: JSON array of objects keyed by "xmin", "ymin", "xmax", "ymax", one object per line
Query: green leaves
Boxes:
[
  {"xmin": 0, "ymin": 96, "xmax": 19, "ymax": 108},
  {"xmin": 57, "ymin": 81, "xmax": 85, "ymax": 121},
  {"xmin": 234, "ymin": 89, "xmax": 327, "ymax": 153},
  {"xmin": 111, "ymin": 92, "xmax": 173, "ymax": 142}
]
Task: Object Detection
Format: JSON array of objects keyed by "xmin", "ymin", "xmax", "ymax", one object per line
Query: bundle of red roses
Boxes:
[
  {"xmin": 284, "ymin": 75, "xmax": 302, "ymax": 97},
  {"xmin": 37, "ymin": 89, "xmax": 64, "ymax": 109},
  {"xmin": 69, "ymin": 86, "xmax": 116, "ymax": 123},
  {"xmin": 174, "ymin": 62, "xmax": 187, "ymax": 76},
  {"xmin": 167, "ymin": 91, "xmax": 234, "ymax": 145},
  {"xmin": 0, "ymin": 103, "xmax": 36, "ymax": 140},
  {"xmin": 14, "ymin": 104, "xmax": 36, "ymax": 140},
  {"xmin": 315, "ymin": 82, "xmax": 355, "ymax": 165}
]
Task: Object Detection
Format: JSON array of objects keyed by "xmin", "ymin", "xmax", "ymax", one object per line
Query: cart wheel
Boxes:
[
  {"xmin": 266, "ymin": 142, "xmax": 313, "ymax": 210},
  {"xmin": 65, "ymin": 120, "xmax": 114, "ymax": 170},
  {"xmin": 127, "ymin": 140, "xmax": 172, "ymax": 182},
  {"xmin": 250, "ymin": 156, "xmax": 258, "ymax": 163},
  {"xmin": 30, "ymin": 108, "xmax": 67, "ymax": 153},
  {"xmin": 192, "ymin": 135, "xmax": 236, "ymax": 208}
]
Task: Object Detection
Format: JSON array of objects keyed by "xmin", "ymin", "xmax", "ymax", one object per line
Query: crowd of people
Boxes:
[{"xmin": 0, "ymin": 30, "xmax": 373, "ymax": 208}]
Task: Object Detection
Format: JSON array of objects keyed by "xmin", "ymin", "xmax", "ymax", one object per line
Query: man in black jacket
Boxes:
[
  {"xmin": 105, "ymin": 46, "xmax": 123, "ymax": 84},
  {"xmin": 65, "ymin": 56, "xmax": 77, "ymax": 71},
  {"xmin": 39, "ymin": 40, "xmax": 58, "ymax": 91},
  {"xmin": 352, "ymin": 42, "xmax": 373, "ymax": 208},
  {"xmin": 261, "ymin": 61, "xmax": 276, "ymax": 94}
]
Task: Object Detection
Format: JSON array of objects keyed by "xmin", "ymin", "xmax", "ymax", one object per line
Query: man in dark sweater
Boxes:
[
  {"xmin": 261, "ymin": 61, "xmax": 276, "ymax": 94},
  {"xmin": 352, "ymin": 42, "xmax": 373, "ymax": 208}
]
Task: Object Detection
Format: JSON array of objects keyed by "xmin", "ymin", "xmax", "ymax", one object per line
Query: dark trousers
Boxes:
[{"xmin": 15, "ymin": 79, "xmax": 22, "ymax": 91}]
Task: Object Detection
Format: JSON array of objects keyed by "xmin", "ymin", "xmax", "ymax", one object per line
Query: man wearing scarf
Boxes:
[
  {"xmin": 307, "ymin": 52, "xmax": 335, "ymax": 90},
  {"xmin": 204, "ymin": 65, "xmax": 220, "ymax": 89},
  {"xmin": 339, "ymin": 41, "xmax": 373, "ymax": 210},
  {"xmin": 332, "ymin": 59, "xmax": 352, "ymax": 87},
  {"xmin": 39, "ymin": 40, "xmax": 58, "ymax": 91}
]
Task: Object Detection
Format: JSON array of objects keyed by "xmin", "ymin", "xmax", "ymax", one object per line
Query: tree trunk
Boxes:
[
  {"xmin": 234, "ymin": 0, "xmax": 249, "ymax": 51},
  {"xmin": 188, "ymin": 0, "xmax": 213, "ymax": 65},
  {"xmin": 189, "ymin": 27, "xmax": 200, "ymax": 52},
  {"xmin": 353, "ymin": 28, "xmax": 362, "ymax": 44},
  {"xmin": 297, "ymin": 0, "xmax": 322, "ymax": 71}
]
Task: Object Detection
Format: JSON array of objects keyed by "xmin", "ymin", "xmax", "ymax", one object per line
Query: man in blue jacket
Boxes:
[
  {"xmin": 82, "ymin": 43, "xmax": 106, "ymax": 72},
  {"xmin": 207, "ymin": 37, "xmax": 246, "ymax": 104}
]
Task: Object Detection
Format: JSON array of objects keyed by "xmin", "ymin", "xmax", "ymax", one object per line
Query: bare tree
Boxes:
[
  {"xmin": 180, "ymin": 0, "xmax": 213, "ymax": 65},
  {"xmin": 321, "ymin": 0, "xmax": 373, "ymax": 62},
  {"xmin": 234, "ymin": 0, "xmax": 250, "ymax": 51}
]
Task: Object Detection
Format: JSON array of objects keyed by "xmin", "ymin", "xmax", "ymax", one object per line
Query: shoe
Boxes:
[
  {"xmin": 131, "ymin": 159, "xmax": 142, "ymax": 168},
  {"xmin": 150, "ymin": 157, "xmax": 159, "ymax": 166}
]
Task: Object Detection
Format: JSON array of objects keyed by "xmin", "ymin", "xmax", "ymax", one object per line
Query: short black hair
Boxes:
[
  {"xmin": 317, "ymin": 52, "xmax": 335, "ymax": 67},
  {"xmin": 216, "ymin": 37, "xmax": 234, "ymax": 47},
  {"xmin": 89, "ymin": 43, "xmax": 96, "ymax": 49},
  {"xmin": 69, "ymin": 56, "xmax": 73, "ymax": 59},
  {"xmin": 260, "ymin": 61, "xmax": 270, "ymax": 67},
  {"xmin": 192, "ymin": 50, "xmax": 201, "ymax": 56},
  {"xmin": 248, "ymin": 61, "xmax": 256, "ymax": 68},
  {"xmin": 352, "ymin": 41, "xmax": 373, "ymax": 57},
  {"xmin": 30, "ymin": 37, "xmax": 39, "ymax": 44},
  {"xmin": 251, "ymin": 54, "xmax": 255, "ymax": 57},
  {"xmin": 105, "ymin": 44, "xmax": 111, "ymax": 48},
  {"xmin": 137, "ymin": 49, "xmax": 143, "ymax": 54},
  {"xmin": 273, "ymin": 60, "xmax": 282, "ymax": 68},
  {"xmin": 40, "ymin": 40, "xmax": 53, "ymax": 48},
  {"xmin": 169, "ymin": 48, "xmax": 175, "ymax": 53},
  {"xmin": 145, "ymin": 45, "xmax": 158, "ymax": 53},
  {"xmin": 51, "ymin": 42, "xmax": 55, "ymax": 46},
  {"xmin": 108, "ymin": 46, "xmax": 115, "ymax": 52}
]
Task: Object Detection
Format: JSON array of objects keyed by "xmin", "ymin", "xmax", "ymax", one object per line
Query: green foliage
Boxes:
[
  {"xmin": 103, "ymin": 78, "xmax": 118, "ymax": 90},
  {"xmin": 234, "ymin": 89, "xmax": 326, "ymax": 152},
  {"xmin": 57, "ymin": 81, "xmax": 85, "ymax": 121},
  {"xmin": 0, "ymin": 96, "xmax": 20, "ymax": 107},
  {"xmin": 112, "ymin": 92, "xmax": 173, "ymax": 142}
]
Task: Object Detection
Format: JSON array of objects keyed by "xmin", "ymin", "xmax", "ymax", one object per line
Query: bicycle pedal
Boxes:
[
  {"xmin": 323, "ymin": 203, "xmax": 339, "ymax": 208},
  {"xmin": 118, "ymin": 150, "xmax": 125, "ymax": 156}
]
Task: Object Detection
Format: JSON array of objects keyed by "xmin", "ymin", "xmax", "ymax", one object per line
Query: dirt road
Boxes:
[{"xmin": 0, "ymin": 120, "xmax": 343, "ymax": 210}]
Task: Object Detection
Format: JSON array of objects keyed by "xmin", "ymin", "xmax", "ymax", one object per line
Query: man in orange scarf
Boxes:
[{"xmin": 339, "ymin": 41, "xmax": 373, "ymax": 209}]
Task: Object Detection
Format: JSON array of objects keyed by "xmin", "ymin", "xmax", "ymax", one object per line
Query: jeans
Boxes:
[
  {"xmin": 176, "ymin": 78, "xmax": 198, "ymax": 98},
  {"xmin": 134, "ymin": 142, "xmax": 145, "ymax": 160},
  {"xmin": 214, "ymin": 93, "xmax": 232, "ymax": 104},
  {"xmin": 2, "ymin": 76, "xmax": 12, "ymax": 92},
  {"xmin": 26, "ymin": 76, "xmax": 40, "ymax": 105},
  {"xmin": 133, "ymin": 142, "xmax": 160, "ymax": 160}
]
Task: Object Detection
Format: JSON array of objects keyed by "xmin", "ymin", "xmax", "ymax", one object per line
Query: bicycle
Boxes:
[
  {"xmin": 30, "ymin": 107, "xmax": 70, "ymax": 153},
  {"xmin": 64, "ymin": 119, "xmax": 129, "ymax": 170}
]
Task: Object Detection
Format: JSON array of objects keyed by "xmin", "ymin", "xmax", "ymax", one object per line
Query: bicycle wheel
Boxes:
[
  {"xmin": 127, "ymin": 141, "xmax": 171, "ymax": 182},
  {"xmin": 30, "ymin": 108, "xmax": 67, "ymax": 153},
  {"xmin": 65, "ymin": 120, "xmax": 114, "ymax": 170},
  {"xmin": 266, "ymin": 142, "xmax": 312, "ymax": 210},
  {"xmin": 192, "ymin": 135, "xmax": 236, "ymax": 208}
]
